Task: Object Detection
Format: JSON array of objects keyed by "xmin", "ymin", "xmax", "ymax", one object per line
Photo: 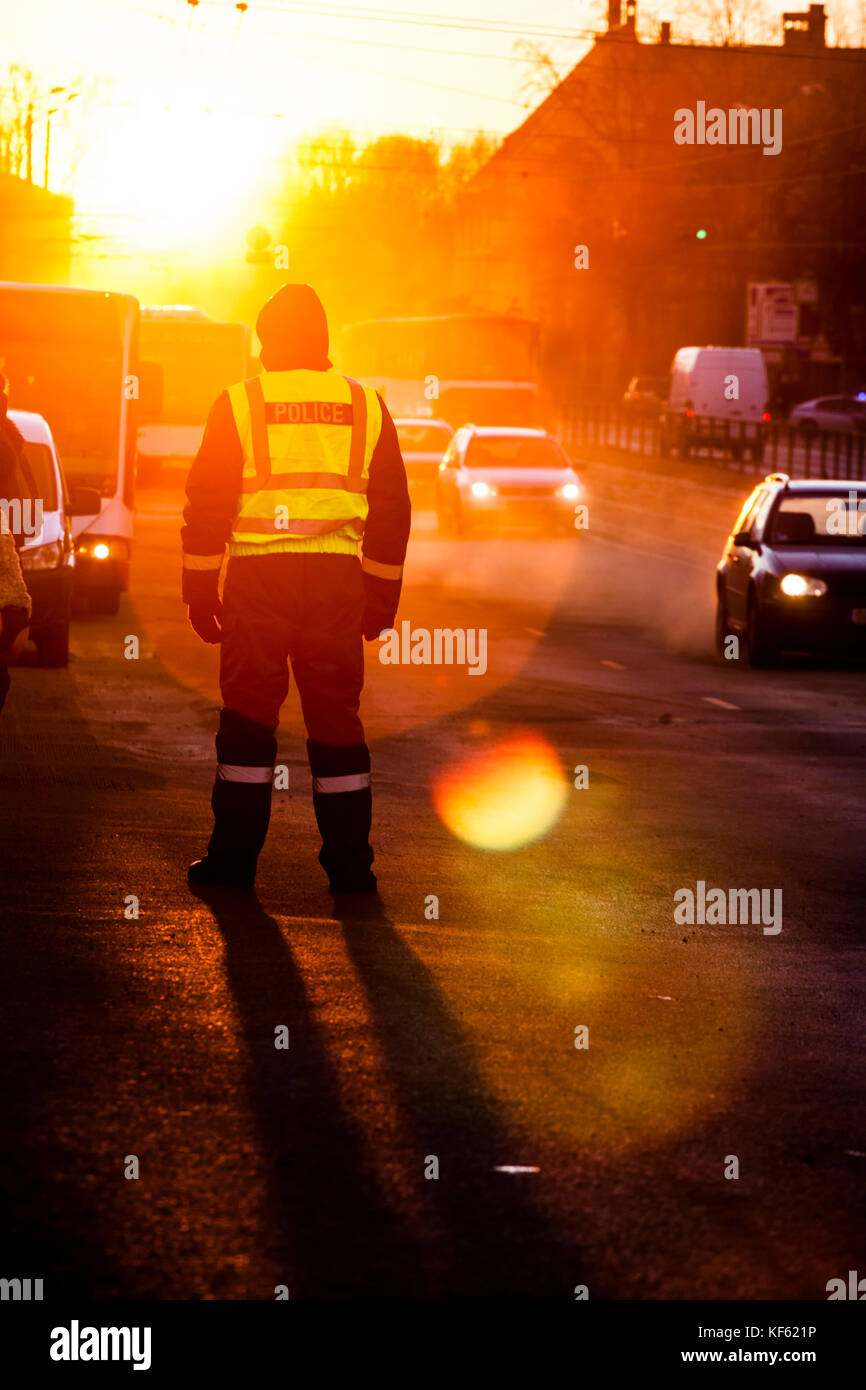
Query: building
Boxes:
[{"xmin": 454, "ymin": 4, "xmax": 866, "ymax": 406}]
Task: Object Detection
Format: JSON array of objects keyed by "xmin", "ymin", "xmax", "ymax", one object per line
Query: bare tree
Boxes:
[
  {"xmin": 670, "ymin": 0, "xmax": 775, "ymax": 46},
  {"xmin": 514, "ymin": 40, "xmax": 568, "ymax": 103},
  {"xmin": 0, "ymin": 67, "xmax": 38, "ymax": 178}
]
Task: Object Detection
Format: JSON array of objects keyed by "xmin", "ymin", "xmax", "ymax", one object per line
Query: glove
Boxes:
[
  {"xmin": 361, "ymin": 569, "xmax": 399, "ymax": 641},
  {"xmin": 189, "ymin": 598, "xmax": 223, "ymax": 644},
  {"xmin": 183, "ymin": 568, "xmax": 223, "ymax": 645},
  {"xmin": 363, "ymin": 602, "xmax": 396, "ymax": 641}
]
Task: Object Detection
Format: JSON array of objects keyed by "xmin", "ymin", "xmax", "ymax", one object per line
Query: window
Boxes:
[
  {"xmin": 14, "ymin": 443, "xmax": 58, "ymax": 511},
  {"xmin": 464, "ymin": 436, "xmax": 566, "ymax": 469},
  {"xmin": 769, "ymin": 492, "xmax": 866, "ymax": 545}
]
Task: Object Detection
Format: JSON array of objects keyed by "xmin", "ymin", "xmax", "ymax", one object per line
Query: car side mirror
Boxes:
[
  {"xmin": 733, "ymin": 529, "xmax": 760, "ymax": 550},
  {"xmin": 68, "ymin": 486, "xmax": 102, "ymax": 517}
]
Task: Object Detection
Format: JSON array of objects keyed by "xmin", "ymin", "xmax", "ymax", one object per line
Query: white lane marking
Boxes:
[
  {"xmin": 601, "ymin": 659, "xmax": 626, "ymax": 670},
  {"xmin": 702, "ymin": 696, "xmax": 740, "ymax": 710},
  {"xmin": 493, "ymin": 1165, "xmax": 540, "ymax": 1174}
]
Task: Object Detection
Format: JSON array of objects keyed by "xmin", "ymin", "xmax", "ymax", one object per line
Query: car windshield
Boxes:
[
  {"xmin": 9, "ymin": 442, "xmax": 59, "ymax": 511},
  {"xmin": 464, "ymin": 437, "xmax": 566, "ymax": 469},
  {"xmin": 396, "ymin": 424, "xmax": 452, "ymax": 453},
  {"xmin": 769, "ymin": 493, "xmax": 866, "ymax": 545}
]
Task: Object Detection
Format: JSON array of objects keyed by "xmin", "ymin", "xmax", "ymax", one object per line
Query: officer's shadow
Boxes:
[
  {"xmin": 197, "ymin": 885, "xmax": 577, "ymax": 1298},
  {"xmin": 334, "ymin": 894, "xmax": 576, "ymax": 1298}
]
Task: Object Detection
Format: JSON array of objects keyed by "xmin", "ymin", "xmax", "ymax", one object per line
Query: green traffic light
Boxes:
[{"xmin": 696, "ymin": 228, "xmax": 708, "ymax": 240}]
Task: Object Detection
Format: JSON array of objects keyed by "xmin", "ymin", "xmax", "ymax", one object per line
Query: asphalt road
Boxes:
[{"xmin": 1, "ymin": 473, "xmax": 864, "ymax": 1300}]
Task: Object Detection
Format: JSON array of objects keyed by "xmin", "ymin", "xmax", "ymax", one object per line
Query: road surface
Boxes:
[{"xmin": 1, "ymin": 472, "xmax": 863, "ymax": 1300}]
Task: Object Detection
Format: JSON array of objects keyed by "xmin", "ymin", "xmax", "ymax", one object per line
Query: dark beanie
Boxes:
[{"xmin": 256, "ymin": 283, "xmax": 331, "ymax": 370}]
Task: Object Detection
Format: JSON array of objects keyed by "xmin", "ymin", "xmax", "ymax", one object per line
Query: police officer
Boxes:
[{"xmin": 182, "ymin": 284, "xmax": 410, "ymax": 892}]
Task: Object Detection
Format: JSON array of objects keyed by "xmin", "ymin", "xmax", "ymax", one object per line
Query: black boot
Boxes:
[
  {"xmin": 189, "ymin": 709, "xmax": 276, "ymax": 889},
  {"xmin": 308, "ymin": 739, "xmax": 377, "ymax": 893},
  {"xmin": 188, "ymin": 856, "xmax": 256, "ymax": 890}
]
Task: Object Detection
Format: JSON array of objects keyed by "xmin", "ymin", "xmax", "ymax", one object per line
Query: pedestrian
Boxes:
[
  {"xmin": 181, "ymin": 283, "xmax": 411, "ymax": 893},
  {"xmin": 0, "ymin": 376, "xmax": 31, "ymax": 713}
]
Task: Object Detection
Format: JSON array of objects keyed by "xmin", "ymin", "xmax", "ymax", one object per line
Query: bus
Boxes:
[
  {"xmin": 137, "ymin": 307, "xmax": 251, "ymax": 481},
  {"xmin": 0, "ymin": 281, "xmax": 139, "ymax": 614},
  {"xmin": 336, "ymin": 314, "xmax": 545, "ymax": 428}
]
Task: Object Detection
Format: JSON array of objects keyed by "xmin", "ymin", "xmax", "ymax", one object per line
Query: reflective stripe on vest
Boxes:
[{"xmin": 228, "ymin": 370, "xmax": 381, "ymax": 548}]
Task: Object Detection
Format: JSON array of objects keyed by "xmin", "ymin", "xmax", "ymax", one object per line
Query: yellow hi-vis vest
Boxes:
[{"xmin": 227, "ymin": 369, "xmax": 382, "ymax": 557}]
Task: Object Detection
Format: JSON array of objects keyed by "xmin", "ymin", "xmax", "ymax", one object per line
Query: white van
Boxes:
[
  {"xmin": 9, "ymin": 410, "xmax": 99, "ymax": 666},
  {"xmin": 660, "ymin": 346, "xmax": 769, "ymax": 462}
]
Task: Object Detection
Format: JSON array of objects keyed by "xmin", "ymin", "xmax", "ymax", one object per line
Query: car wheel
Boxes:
[
  {"xmin": 35, "ymin": 620, "xmax": 70, "ymax": 667},
  {"xmin": 745, "ymin": 593, "xmax": 776, "ymax": 668},
  {"xmin": 88, "ymin": 587, "xmax": 121, "ymax": 617}
]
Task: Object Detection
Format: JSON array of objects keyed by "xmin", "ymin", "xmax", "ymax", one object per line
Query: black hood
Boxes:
[{"xmin": 256, "ymin": 283, "xmax": 331, "ymax": 371}]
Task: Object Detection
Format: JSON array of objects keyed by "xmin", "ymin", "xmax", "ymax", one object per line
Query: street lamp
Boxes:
[{"xmin": 41, "ymin": 89, "xmax": 79, "ymax": 191}]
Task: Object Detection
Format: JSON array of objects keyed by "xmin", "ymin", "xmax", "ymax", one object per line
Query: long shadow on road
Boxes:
[
  {"xmin": 199, "ymin": 887, "xmax": 582, "ymax": 1298},
  {"xmin": 333, "ymin": 898, "xmax": 581, "ymax": 1298},
  {"xmin": 195, "ymin": 887, "xmax": 424, "ymax": 1298}
]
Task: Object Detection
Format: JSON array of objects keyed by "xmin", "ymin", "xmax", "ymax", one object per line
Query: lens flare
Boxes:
[{"xmin": 432, "ymin": 732, "xmax": 567, "ymax": 850}]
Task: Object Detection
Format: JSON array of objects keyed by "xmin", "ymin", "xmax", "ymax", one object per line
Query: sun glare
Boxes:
[{"xmin": 432, "ymin": 732, "xmax": 568, "ymax": 851}]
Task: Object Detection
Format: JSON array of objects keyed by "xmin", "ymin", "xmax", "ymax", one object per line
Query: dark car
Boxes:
[
  {"xmin": 715, "ymin": 473, "xmax": 866, "ymax": 666},
  {"xmin": 622, "ymin": 375, "xmax": 667, "ymax": 417}
]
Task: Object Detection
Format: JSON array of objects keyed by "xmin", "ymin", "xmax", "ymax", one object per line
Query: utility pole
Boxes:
[{"xmin": 44, "ymin": 111, "xmax": 52, "ymax": 189}]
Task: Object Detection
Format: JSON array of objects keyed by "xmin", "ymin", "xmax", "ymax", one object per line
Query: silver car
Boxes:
[
  {"xmin": 436, "ymin": 425, "xmax": 582, "ymax": 537},
  {"xmin": 788, "ymin": 396, "xmax": 866, "ymax": 437}
]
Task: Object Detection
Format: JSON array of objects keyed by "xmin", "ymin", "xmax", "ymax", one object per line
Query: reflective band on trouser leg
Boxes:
[
  {"xmin": 313, "ymin": 772, "xmax": 371, "ymax": 794},
  {"xmin": 307, "ymin": 739, "xmax": 374, "ymax": 883},
  {"xmin": 217, "ymin": 764, "xmax": 274, "ymax": 783},
  {"xmin": 207, "ymin": 709, "xmax": 279, "ymax": 874}
]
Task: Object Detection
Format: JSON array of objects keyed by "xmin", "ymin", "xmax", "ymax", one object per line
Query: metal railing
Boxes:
[{"xmin": 558, "ymin": 406, "xmax": 866, "ymax": 481}]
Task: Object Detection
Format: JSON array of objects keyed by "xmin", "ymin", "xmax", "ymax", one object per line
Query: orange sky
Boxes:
[
  {"xmin": 5, "ymin": 0, "xmax": 862, "ymax": 287},
  {"xmin": 3, "ymin": 0, "xmax": 593, "ymax": 265}
]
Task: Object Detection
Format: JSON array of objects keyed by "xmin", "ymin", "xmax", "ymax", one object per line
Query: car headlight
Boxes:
[
  {"xmin": 470, "ymin": 480, "xmax": 496, "ymax": 499},
  {"xmin": 780, "ymin": 572, "xmax": 827, "ymax": 597},
  {"xmin": 560, "ymin": 483, "xmax": 580, "ymax": 500},
  {"xmin": 77, "ymin": 539, "xmax": 124, "ymax": 561},
  {"xmin": 20, "ymin": 540, "xmax": 63, "ymax": 571}
]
